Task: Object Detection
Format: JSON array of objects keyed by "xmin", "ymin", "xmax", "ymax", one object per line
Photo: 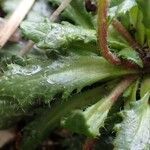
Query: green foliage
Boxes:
[
  {"xmin": 0, "ymin": 51, "xmax": 133, "ymax": 128},
  {"xmin": 21, "ymin": 84, "xmax": 113, "ymax": 150},
  {"xmin": 108, "ymin": 25, "xmax": 130, "ymax": 50},
  {"xmin": 118, "ymin": 48, "xmax": 143, "ymax": 67},
  {"xmin": 129, "ymin": 6, "xmax": 146, "ymax": 45},
  {"xmin": 123, "ymin": 79, "xmax": 139, "ymax": 107},
  {"xmin": 0, "ymin": 53, "xmax": 130, "ymax": 104},
  {"xmin": 62, "ymin": 96, "xmax": 116, "ymax": 137},
  {"xmin": 140, "ymin": 76, "xmax": 150, "ymax": 97},
  {"xmin": 114, "ymin": 93, "xmax": 150, "ymax": 150},
  {"xmin": 136, "ymin": 0, "xmax": 150, "ymax": 29},
  {"xmin": 21, "ymin": 21, "xmax": 96, "ymax": 50},
  {"xmin": 0, "ymin": 99, "xmax": 28, "ymax": 129},
  {"xmin": 109, "ymin": 0, "xmax": 137, "ymax": 18},
  {"xmin": 49, "ymin": 0, "xmax": 95, "ymax": 29},
  {"xmin": 0, "ymin": 0, "xmax": 149, "ymax": 149}
]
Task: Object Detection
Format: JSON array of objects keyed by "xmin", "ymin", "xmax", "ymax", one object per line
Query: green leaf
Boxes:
[
  {"xmin": 0, "ymin": 99, "xmax": 29, "ymax": 129},
  {"xmin": 136, "ymin": 0, "xmax": 150, "ymax": 29},
  {"xmin": 21, "ymin": 21, "xmax": 96, "ymax": 50},
  {"xmin": 0, "ymin": 52, "xmax": 133, "ymax": 124},
  {"xmin": 128, "ymin": 5, "xmax": 146, "ymax": 46},
  {"xmin": 0, "ymin": 50, "xmax": 135, "ymax": 129},
  {"xmin": 62, "ymin": 96, "xmax": 116, "ymax": 137},
  {"xmin": 49, "ymin": 0, "xmax": 95, "ymax": 29},
  {"xmin": 0, "ymin": 43, "xmax": 22, "ymax": 58},
  {"xmin": 21, "ymin": 83, "xmax": 113, "ymax": 150},
  {"xmin": 131, "ymin": 7, "xmax": 145, "ymax": 45},
  {"xmin": 141, "ymin": 76, "xmax": 150, "ymax": 97},
  {"xmin": 108, "ymin": 25, "xmax": 130, "ymax": 51},
  {"xmin": 109, "ymin": 0, "xmax": 137, "ymax": 18},
  {"xmin": 110, "ymin": 0, "xmax": 124, "ymax": 7},
  {"xmin": 118, "ymin": 47, "xmax": 143, "ymax": 67},
  {"xmin": 114, "ymin": 93, "xmax": 150, "ymax": 150}
]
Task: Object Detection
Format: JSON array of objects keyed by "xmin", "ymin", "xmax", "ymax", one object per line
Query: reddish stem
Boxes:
[
  {"xmin": 112, "ymin": 19, "xmax": 143, "ymax": 55},
  {"xmin": 109, "ymin": 76, "xmax": 137, "ymax": 102},
  {"xmin": 98, "ymin": 0, "xmax": 121, "ymax": 65}
]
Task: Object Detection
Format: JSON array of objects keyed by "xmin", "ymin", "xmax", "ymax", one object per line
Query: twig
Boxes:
[
  {"xmin": 109, "ymin": 76, "xmax": 137, "ymax": 102},
  {"xmin": 112, "ymin": 19, "xmax": 143, "ymax": 55},
  {"xmin": 98, "ymin": 0, "xmax": 121, "ymax": 65},
  {"xmin": 50, "ymin": 0, "xmax": 72, "ymax": 22},
  {"xmin": 0, "ymin": 0, "xmax": 36, "ymax": 48},
  {"xmin": 0, "ymin": 18, "xmax": 21, "ymax": 42},
  {"xmin": 19, "ymin": 40, "xmax": 34, "ymax": 57},
  {"xmin": 19, "ymin": 0, "xmax": 72, "ymax": 56},
  {"xmin": 0, "ymin": 129, "xmax": 16, "ymax": 148}
]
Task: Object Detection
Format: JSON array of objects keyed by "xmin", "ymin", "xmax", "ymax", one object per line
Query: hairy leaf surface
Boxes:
[
  {"xmin": 62, "ymin": 96, "xmax": 115, "ymax": 137},
  {"xmin": 118, "ymin": 48, "xmax": 143, "ymax": 67},
  {"xmin": 114, "ymin": 93, "xmax": 150, "ymax": 150},
  {"xmin": 21, "ymin": 83, "xmax": 115, "ymax": 150},
  {"xmin": 0, "ymin": 52, "xmax": 133, "ymax": 114},
  {"xmin": 21, "ymin": 21, "xmax": 96, "ymax": 50}
]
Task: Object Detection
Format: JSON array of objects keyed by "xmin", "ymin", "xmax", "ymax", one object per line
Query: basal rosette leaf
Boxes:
[
  {"xmin": 61, "ymin": 77, "xmax": 138, "ymax": 138},
  {"xmin": 62, "ymin": 96, "xmax": 115, "ymax": 137},
  {"xmin": 21, "ymin": 20, "xmax": 144, "ymax": 68},
  {"xmin": 114, "ymin": 93, "xmax": 150, "ymax": 150},
  {"xmin": 21, "ymin": 83, "xmax": 115, "ymax": 150},
  {"xmin": 0, "ymin": 52, "xmax": 134, "ymax": 128},
  {"xmin": 0, "ymin": 53, "xmax": 132, "ymax": 105},
  {"xmin": 21, "ymin": 21, "xmax": 96, "ymax": 50}
]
